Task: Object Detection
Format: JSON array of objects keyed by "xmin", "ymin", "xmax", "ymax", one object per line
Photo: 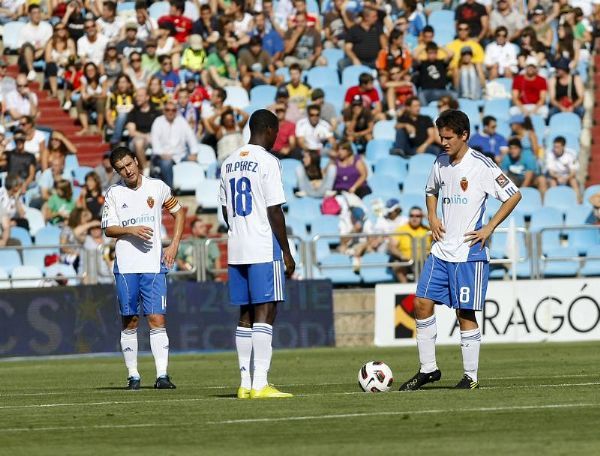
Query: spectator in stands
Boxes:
[
  {"xmin": 133, "ymin": 1, "xmax": 157, "ymax": 42},
  {"xmin": 47, "ymin": 131, "xmax": 77, "ymax": 165},
  {"xmin": 295, "ymin": 149, "xmax": 336, "ymax": 198},
  {"xmin": 413, "ymin": 26, "xmax": 452, "ymax": 63},
  {"xmin": 17, "ymin": 4, "xmax": 53, "ymax": 82},
  {"xmin": 285, "ymin": 63, "xmax": 312, "ymax": 111},
  {"xmin": 156, "ymin": 21, "xmax": 182, "ymax": 69},
  {"xmin": 469, "ymin": 115, "xmax": 508, "ymax": 163},
  {"xmin": 61, "ymin": 0, "xmax": 86, "ymax": 42},
  {"xmin": 510, "ymin": 57, "xmax": 549, "ymax": 119},
  {"xmin": 238, "ymin": 36, "xmax": 277, "ymax": 91},
  {"xmin": 0, "ymin": 0, "xmax": 25, "ymax": 23},
  {"xmin": 179, "ymin": 34, "xmax": 207, "ymax": 85},
  {"xmin": 0, "ymin": 174, "xmax": 28, "ymax": 230},
  {"xmin": 323, "ymin": 0, "xmax": 354, "ymax": 49},
  {"xmin": 142, "ymin": 38, "xmax": 160, "ymax": 74},
  {"xmin": 44, "ymin": 178, "xmax": 75, "ymax": 225},
  {"xmin": 107, "ymin": 74, "xmax": 135, "ymax": 147},
  {"xmin": 0, "ymin": 131, "xmax": 36, "ymax": 193},
  {"xmin": 295, "ymin": 104, "xmax": 336, "ymax": 154},
  {"xmin": 200, "ymin": 86, "xmax": 227, "ymax": 130},
  {"xmin": 19, "ymin": 115, "xmax": 47, "ymax": 168},
  {"xmin": 341, "ymin": 7, "xmax": 384, "ymax": 70},
  {"xmin": 500, "ymin": 137, "xmax": 547, "ymax": 195},
  {"xmin": 589, "ymin": 192, "xmax": 600, "ymax": 224},
  {"xmin": 382, "ymin": 65, "xmax": 415, "ymax": 118},
  {"xmin": 155, "ymin": 55, "xmax": 181, "ymax": 95},
  {"xmin": 509, "ymin": 114, "xmax": 540, "ymax": 158},
  {"xmin": 517, "ymin": 27, "xmax": 548, "ymax": 71},
  {"xmin": 192, "ymin": 4, "xmax": 220, "ymax": 48},
  {"xmin": 60, "ymin": 207, "xmax": 99, "ymax": 271},
  {"xmin": 544, "ymin": 136, "xmax": 581, "ymax": 202},
  {"xmin": 270, "ymin": 86, "xmax": 303, "ymax": 123},
  {"xmin": 94, "ymin": 152, "xmax": 120, "ymax": 190},
  {"xmin": 446, "ymin": 22, "xmax": 485, "ymax": 69},
  {"xmin": 437, "ymin": 95, "xmax": 459, "ymax": 112},
  {"xmin": 44, "ymin": 22, "xmax": 76, "ymax": 99},
  {"xmin": 403, "ymin": 0, "xmax": 426, "ymax": 37},
  {"xmin": 126, "ymin": 87, "xmax": 161, "ymax": 171},
  {"xmin": 5, "ymin": 74, "xmax": 38, "ymax": 120},
  {"xmin": 548, "ymin": 58, "xmax": 585, "ymax": 118},
  {"xmin": 76, "ymin": 171, "xmax": 104, "ymax": 219},
  {"xmin": 489, "ymin": 0, "xmax": 526, "ymax": 42},
  {"xmin": 573, "ymin": 7, "xmax": 593, "ymax": 48},
  {"xmin": 272, "ymin": 103, "xmax": 299, "ymax": 160},
  {"xmin": 230, "ymin": 0, "xmax": 254, "ymax": 39},
  {"xmin": 158, "ymin": 0, "xmax": 193, "ymax": 44},
  {"xmin": 117, "ymin": 22, "xmax": 145, "ymax": 61},
  {"xmin": 452, "ymin": 46, "xmax": 485, "ymax": 100},
  {"xmin": 125, "ymin": 52, "xmax": 151, "ymax": 90},
  {"xmin": 205, "ymin": 39, "xmax": 239, "ymax": 88},
  {"xmin": 373, "ymin": 198, "xmax": 408, "ymax": 235},
  {"xmin": 77, "ymin": 18, "xmax": 108, "ymax": 66},
  {"xmin": 150, "ymin": 99, "xmax": 200, "ymax": 187},
  {"xmin": 176, "ymin": 87, "xmax": 200, "ymax": 135},
  {"xmin": 219, "ymin": 14, "xmax": 247, "ymax": 53},
  {"xmin": 283, "ymin": 11, "xmax": 323, "ymax": 70},
  {"xmin": 330, "ymin": 141, "xmax": 371, "ymax": 198},
  {"xmin": 208, "ymin": 107, "xmax": 249, "ymax": 165},
  {"xmin": 376, "ymin": 29, "xmax": 412, "ymax": 80},
  {"xmin": 76, "ymin": 62, "xmax": 108, "ymax": 135},
  {"xmin": 344, "ymin": 73, "xmax": 383, "ymax": 120},
  {"xmin": 338, "ymin": 206, "xmax": 375, "ymax": 257},
  {"xmin": 62, "ymin": 57, "xmax": 82, "ymax": 111},
  {"xmin": 455, "ymin": 0, "xmax": 489, "ymax": 42},
  {"xmin": 393, "ymin": 97, "xmax": 441, "ymax": 156},
  {"xmin": 343, "ymin": 94, "xmax": 374, "ymax": 154},
  {"xmin": 552, "ymin": 23, "xmax": 580, "ymax": 71},
  {"xmin": 530, "ymin": 7, "xmax": 554, "ymax": 50},
  {"xmin": 484, "ymin": 25, "xmax": 518, "ymax": 79},
  {"xmin": 249, "ymin": 11, "xmax": 284, "ymax": 61},
  {"xmin": 389, "ymin": 206, "xmax": 430, "ymax": 283},
  {"xmin": 176, "ymin": 218, "xmax": 221, "ymax": 280},
  {"xmin": 101, "ymin": 44, "xmax": 123, "ymax": 87},
  {"xmin": 414, "ymin": 42, "xmax": 454, "ymax": 105},
  {"xmin": 0, "ymin": 59, "xmax": 16, "ymax": 96},
  {"xmin": 311, "ymin": 88, "xmax": 338, "ymax": 132},
  {"xmin": 147, "ymin": 75, "xmax": 168, "ymax": 111},
  {"xmin": 95, "ymin": 1, "xmax": 123, "ymax": 43}
]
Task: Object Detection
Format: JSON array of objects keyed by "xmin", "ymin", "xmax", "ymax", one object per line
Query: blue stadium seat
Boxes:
[
  {"xmin": 360, "ymin": 252, "xmax": 395, "ymax": 283},
  {"xmin": 34, "ymin": 225, "xmax": 61, "ymax": 246},
  {"xmin": 173, "ymin": 162, "xmax": 204, "ymax": 192},
  {"xmin": 545, "ymin": 131, "xmax": 580, "ymax": 154},
  {"xmin": 285, "ymin": 215, "xmax": 309, "ymax": 240},
  {"xmin": 322, "ymin": 48, "xmax": 345, "ymax": 70},
  {"xmin": 287, "ymin": 197, "xmax": 322, "ymax": 224},
  {"xmin": 494, "ymin": 78, "xmax": 513, "ymax": 95},
  {"xmin": 370, "ymin": 174, "xmax": 400, "ymax": 195},
  {"xmin": 458, "ymin": 102, "xmax": 481, "ymax": 133},
  {"xmin": 313, "ymin": 238, "xmax": 332, "ymax": 261},
  {"xmin": 374, "ymin": 156, "xmax": 408, "ymax": 179},
  {"xmin": 322, "ymin": 85, "xmax": 345, "ymax": 115},
  {"xmin": 341, "ymin": 65, "xmax": 374, "ymax": 88},
  {"xmin": 148, "ymin": 1, "xmax": 169, "ymax": 19},
  {"xmin": 400, "ymin": 192, "xmax": 425, "ymax": 212},
  {"xmin": 306, "ymin": 0, "xmax": 319, "ymax": 13},
  {"xmin": 365, "ymin": 139, "xmax": 393, "ymax": 162},
  {"xmin": 485, "ymin": 197, "xmax": 502, "ymax": 218},
  {"xmin": 197, "ymin": 143, "xmax": 217, "ymax": 171},
  {"xmin": 434, "ymin": 28, "xmax": 456, "ymax": 46},
  {"xmin": 544, "ymin": 186, "xmax": 578, "ymax": 216},
  {"xmin": 24, "ymin": 207, "xmax": 46, "ymax": 237},
  {"xmin": 517, "ymin": 187, "xmax": 542, "ymax": 217},
  {"xmin": 306, "ymin": 67, "xmax": 339, "ymax": 88},
  {"xmin": 319, "ymin": 253, "xmax": 361, "ymax": 284},
  {"xmin": 275, "ymin": 67, "xmax": 291, "ymax": 81},
  {"xmin": 195, "ymin": 179, "xmax": 220, "ymax": 210},
  {"xmin": 23, "ymin": 248, "xmax": 57, "ymax": 269},
  {"xmin": 580, "ymin": 245, "xmax": 600, "ymax": 277},
  {"xmin": 420, "ymin": 106, "xmax": 438, "ymax": 121},
  {"xmin": 496, "ymin": 120, "xmax": 511, "ymax": 139},
  {"xmin": 529, "ymin": 207, "xmax": 564, "ymax": 250},
  {"xmin": 309, "ymin": 214, "xmax": 340, "ymax": 240},
  {"xmin": 564, "ymin": 205, "xmax": 598, "ymax": 254},
  {"xmin": 44, "ymin": 263, "xmax": 79, "ymax": 286},
  {"xmin": 407, "ymin": 154, "xmax": 436, "ymax": 176},
  {"xmin": 541, "ymin": 246, "xmax": 580, "ymax": 277},
  {"xmin": 2, "ymin": 22, "xmax": 25, "ymax": 53},
  {"xmin": 204, "ymin": 162, "xmax": 218, "ymax": 179},
  {"xmin": 72, "ymin": 166, "xmax": 94, "ymax": 187},
  {"xmin": 549, "ymin": 112, "xmax": 581, "ymax": 135},
  {"xmin": 10, "ymin": 265, "xmax": 43, "ymax": 288},
  {"xmin": 117, "ymin": 1, "xmax": 135, "ymax": 14},
  {"xmin": 428, "ymin": 10, "xmax": 455, "ymax": 32},
  {"xmin": 224, "ymin": 86, "xmax": 250, "ymax": 109},
  {"xmin": 183, "ymin": 1, "xmax": 199, "ymax": 21},
  {"xmin": 10, "ymin": 227, "xmax": 32, "ymax": 246},
  {"xmin": 483, "ymin": 99, "xmax": 510, "ymax": 123},
  {"xmin": 584, "ymin": 185, "xmax": 600, "ymax": 206},
  {"xmin": 65, "ymin": 154, "xmax": 80, "ymax": 174},
  {"xmin": 401, "ymin": 173, "xmax": 428, "ymax": 194},
  {"xmin": 0, "ymin": 267, "xmax": 10, "ymax": 289},
  {"xmin": 243, "ymin": 104, "xmax": 264, "ymax": 114},
  {"xmin": 0, "ymin": 249, "xmax": 22, "ymax": 273},
  {"xmin": 250, "ymin": 85, "xmax": 277, "ymax": 105},
  {"xmin": 373, "ymin": 120, "xmax": 396, "ymax": 141}
]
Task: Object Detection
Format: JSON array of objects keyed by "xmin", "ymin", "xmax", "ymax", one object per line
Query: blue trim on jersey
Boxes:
[
  {"xmin": 472, "ymin": 151, "xmax": 497, "ymax": 168},
  {"xmin": 471, "ymin": 153, "xmax": 493, "ymax": 168}
]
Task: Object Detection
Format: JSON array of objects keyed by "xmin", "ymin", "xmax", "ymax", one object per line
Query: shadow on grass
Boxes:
[{"xmin": 95, "ymin": 386, "xmax": 156, "ymax": 390}]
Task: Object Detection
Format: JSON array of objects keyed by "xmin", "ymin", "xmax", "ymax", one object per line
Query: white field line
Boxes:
[
  {"xmin": 208, "ymin": 403, "xmax": 599, "ymax": 425},
  {"xmin": 0, "ymin": 423, "xmax": 164, "ymax": 433},
  {"xmin": 1, "ymin": 382, "xmax": 599, "ymax": 410}
]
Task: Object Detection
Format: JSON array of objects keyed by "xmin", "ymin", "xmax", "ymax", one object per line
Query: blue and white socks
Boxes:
[
  {"xmin": 251, "ymin": 323, "xmax": 273, "ymax": 391},
  {"xmin": 460, "ymin": 328, "xmax": 481, "ymax": 382},
  {"xmin": 235, "ymin": 326, "xmax": 253, "ymax": 389},
  {"xmin": 150, "ymin": 327, "xmax": 170, "ymax": 379},
  {"xmin": 120, "ymin": 328, "xmax": 140, "ymax": 379},
  {"xmin": 416, "ymin": 315, "xmax": 438, "ymax": 374}
]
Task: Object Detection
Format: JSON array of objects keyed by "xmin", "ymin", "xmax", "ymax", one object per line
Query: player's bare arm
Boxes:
[
  {"xmin": 162, "ymin": 207, "xmax": 185, "ymax": 269},
  {"xmin": 426, "ymin": 194, "xmax": 446, "ymax": 242},
  {"xmin": 267, "ymin": 204, "xmax": 295, "ymax": 277},
  {"xmin": 105, "ymin": 225, "xmax": 154, "ymax": 241},
  {"xmin": 464, "ymin": 191, "xmax": 522, "ymax": 248}
]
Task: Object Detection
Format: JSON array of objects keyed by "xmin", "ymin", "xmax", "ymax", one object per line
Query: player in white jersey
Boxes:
[
  {"xmin": 102, "ymin": 147, "xmax": 185, "ymax": 390},
  {"xmin": 399, "ymin": 110, "xmax": 522, "ymax": 391},
  {"xmin": 220, "ymin": 109, "xmax": 295, "ymax": 399}
]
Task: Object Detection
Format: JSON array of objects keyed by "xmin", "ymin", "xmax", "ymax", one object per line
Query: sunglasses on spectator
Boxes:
[
  {"xmin": 164, "ymin": 108, "xmax": 177, "ymax": 112},
  {"xmin": 131, "ymin": 58, "xmax": 141, "ymax": 62},
  {"xmin": 162, "ymin": 61, "xmax": 172, "ymax": 65},
  {"xmin": 458, "ymin": 27, "xmax": 469, "ymax": 31},
  {"xmin": 496, "ymin": 33, "xmax": 507, "ymax": 37},
  {"xmin": 409, "ymin": 213, "xmax": 423, "ymax": 218},
  {"xmin": 17, "ymin": 84, "xmax": 27, "ymax": 88},
  {"xmin": 389, "ymin": 70, "xmax": 400, "ymax": 75},
  {"xmin": 308, "ymin": 113, "xmax": 320, "ymax": 117}
]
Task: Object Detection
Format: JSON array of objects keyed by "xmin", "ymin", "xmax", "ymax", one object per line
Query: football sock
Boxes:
[
  {"xmin": 416, "ymin": 315, "xmax": 438, "ymax": 374},
  {"xmin": 120, "ymin": 328, "xmax": 140, "ymax": 379},
  {"xmin": 251, "ymin": 323, "xmax": 273, "ymax": 391},
  {"xmin": 150, "ymin": 327, "xmax": 169, "ymax": 379},
  {"xmin": 460, "ymin": 328, "xmax": 481, "ymax": 382},
  {"xmin": 235, "ymin": 326, "xmax": 253, "ymax": 389}
]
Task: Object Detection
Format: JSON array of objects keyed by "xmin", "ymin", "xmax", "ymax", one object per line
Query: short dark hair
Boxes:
[
  {"xmin": 103, "ymin": 1, "xmax": 117, "ymax": 13},
  {"xmin": 409, "ymin": 206, "xmax": 423, "ymax": 215},
  {"xmin": 307, "ymin": 103, "xmax": 321, "ymax": 114},
  {"xmin": 422, "ymin": 25, "xmax": 434, "ymax": 35},
  {"xmin": 289, "ymin": 63, "xmax": 302, "ymax": 73},
  {"xmin": 359, "ymin": 73, "xmax": 373, "ymax": 85},
  {"xmin": 507, "ymin": 137, "xmax": 522, "ymax": 149},
  {"xmin": 110, "ymin": 146, "xmax": 137, "ymax": 169},
  {"xmin": 28, "ymin": 3, "xmax": 40, "ymax": 13},
  {"xmin": 249, "ymin": 109, "xmax": 278, "ymax": 134},
  {"xmin": 200, "ymin": 4, "xmax": 211, "ymax": 11},
  {"xmin": 405, "ymin": 96, "xmax": 420, "ymax": 107},
  {"xmin": 390, "ymin": 29, "xmax": 403, "ymax": 42},
  {"xmin": 495, "ymin": 25, "xmax": 508, "ymax": 36},
  {"xmin": 482, "ymin": 115, "xmax": 496, "ymax": 126},
  {"xmin": 214, "ymin": 87, "xmax": 227, "ymax": 100},
  {"xmin": 425, "ymin": 42, "xmax": 438, "ymax": 52},
  {"xmin": 135, "ymin": 1, "xmax": 147, "ymax": 10},
  {"xmin": 553, "ymin": 136, "xmax": 566, "ymax": 146},
  {"xmin": 215, "ymin": 39, "xmax": 228, "ymax": 53},
  {"xmin": 435, "ymin": 109, "xmax": 470, "ymax": 139},
  {"xmin": 457, "ymin": 21, "xmax": 469, "ymax": 30},
  {"xmin": 4, "ymin": 174, "xmax": 21, "ymax": 191},
  {"xmin": 169, "ymin": 0, "xmax": 185, "ymax": 13}
]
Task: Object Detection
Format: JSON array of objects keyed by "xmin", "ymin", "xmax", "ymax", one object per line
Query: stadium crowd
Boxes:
[{"xmin": 0, "ymin": 0, "xmax": 598, "ymax": 285}]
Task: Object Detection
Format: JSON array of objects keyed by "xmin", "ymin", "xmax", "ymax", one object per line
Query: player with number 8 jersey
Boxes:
[{"xmin": 220, "ymin": 109, "xmax": 296, "ymax": 399}]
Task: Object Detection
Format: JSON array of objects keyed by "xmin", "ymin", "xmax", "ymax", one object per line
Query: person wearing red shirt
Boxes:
[
  {"xmin": 271, "ymin": 103, "xmax": 299, "ymax": 160},
  {"xmin": 158, "ymin": 0, "xmax": 192, "ymax": 44},
  {"xmin": 288, "ymin": 0, "xmax": 321, "ymax": 31},
  {"xmin": 510, "ymin": 57, "xmax": 549, "ymax": 119},
  {"xmin": 344, "ymin": 72, "xmax": 383, "ymax": 120}
]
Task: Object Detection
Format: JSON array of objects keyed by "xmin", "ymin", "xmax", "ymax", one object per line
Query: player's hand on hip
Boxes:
[
  {"xmin": 429, "ymin": 218, "xmax": 445, "ymax": 242},
  {"xmin": 130, "ymin": 226, "xmax": 153, "ymax": 241},
  {"xmin": 283, "ymin": 251, "xmax": 295, "ymax": 278},
  {"xmin": 464, "ymin": 226, "xmax": 493, "ymax": 250},
  {"xmin": 162, "ymin": 244, "xmax": 177, "ymax": 269}
]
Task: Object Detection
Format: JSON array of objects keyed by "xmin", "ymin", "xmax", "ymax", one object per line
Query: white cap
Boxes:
[{"xmin": 525, "ymin": 56, "xmax": 538, "ymax": 67}]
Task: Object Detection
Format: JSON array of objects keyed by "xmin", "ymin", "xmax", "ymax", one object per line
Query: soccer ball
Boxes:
[{"xmin": 357, "ymin": 361, "xmax": 394, "ymax": 392}]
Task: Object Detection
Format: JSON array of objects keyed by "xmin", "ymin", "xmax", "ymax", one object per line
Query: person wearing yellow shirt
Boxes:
[
  {"xmin": 285, "ymin": 63, "xmax": 312, "ymax": 110},
  {"xmin": 180, "ymin": 34, "xmax": 207, "ymax": 84},
  {"xmin": 389, "ymin": 206, "xmax": 431, "ymax": 283},
  {"xmin": 445, "ymin": 22, "xmax": 485, "ymax": 69}
]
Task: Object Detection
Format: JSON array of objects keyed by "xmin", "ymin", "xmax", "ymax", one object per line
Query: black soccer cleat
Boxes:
[
  {"xmin": 399, "ymin": 369, "xmax": 442, "ymax": 391},
  {"xmin": 154, "ymin": 375, "xmax": 176, "ymax": 389},
  {"xmin": 455, "ymin": 374, "xmax": 479, "ymax": 390},
  {"xmin": 126, "ymin": 377, "xmax": 141, "ymax": 391}
]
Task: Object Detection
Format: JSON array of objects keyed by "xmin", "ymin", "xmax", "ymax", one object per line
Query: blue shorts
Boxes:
[
  {"xmin": 228, "ymin": 260, "xmax": 286, "ymax": 306},
  {"xmin": 416, "ymin": 255, "xmax": 489, "ymax": 311},
  {"xmin": 114, "ymin": 264, "xmax": 169, "ymax": 316}
]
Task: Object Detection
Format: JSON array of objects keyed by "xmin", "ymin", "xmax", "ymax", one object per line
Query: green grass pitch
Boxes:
[{"xmin": 1, "ymin": 342, "xmax": 599, "ymax": 455}]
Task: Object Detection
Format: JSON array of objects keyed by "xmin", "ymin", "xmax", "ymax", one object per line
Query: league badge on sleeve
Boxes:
[
  {"xmin": 460, "ymin": 177, "xmax": 468, "ymax": 192},
  {"xmin": 147, "ymin": 196, "xmax": 155, "ymax": 208},
  {"xmin": 495, "ymin": 174, "xmax": 509, "ymax": 188}
]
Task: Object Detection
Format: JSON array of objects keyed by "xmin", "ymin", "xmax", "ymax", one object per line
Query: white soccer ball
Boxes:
[{"xmin": 357, "ymin": 361, "xmax": 394, "ymax": 392}]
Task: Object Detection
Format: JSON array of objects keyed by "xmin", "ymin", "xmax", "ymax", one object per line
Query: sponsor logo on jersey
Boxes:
[
  {"xmin": 495, "ymin": 173, "xmax": 509, "ymax": 188},
  {"xmin": 147, "ymin": 196, "xmax": 154, "ymax": 208},
  {"xmin": 460, "ymin": 177, "xmax": 468, "ymax": 192},
  {"xmin": 122, "ymin": 214, "xmax": 156, "ymax": 227},
  {"xmin": 442, "ymin": 194, "xmax": 469, "ymax": 205},
  {"xmin": 240, "ymin": 150, "xmax": 249, "ymax": 157}
]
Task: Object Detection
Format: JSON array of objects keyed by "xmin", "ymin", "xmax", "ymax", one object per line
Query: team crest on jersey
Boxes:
[
  {"xmin": 460, "ymin": 177, "xmax": 468, "ymax": 192},
  {"xmin": 240, "ymin": 150, "xmax": 249, "ymax": 157},
  {"xmin": 147, "ymin": 196, "xmax": 155, "ymax": 208},
  {"xmin": 495, "ymin": 173, "xmax": 509, "ymax": 188}
]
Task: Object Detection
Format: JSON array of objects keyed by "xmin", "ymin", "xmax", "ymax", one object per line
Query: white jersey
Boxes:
[
  {"xmin": 101, "ymin": 176, "xmax": 181, "ymax": 273},
  {"xmin": 219, "ymin": 144, "xmax": 286, "ymax": 264},
  {"xmin": 426, "ymin": 148, "xmax": 520, "ymax": 262}
]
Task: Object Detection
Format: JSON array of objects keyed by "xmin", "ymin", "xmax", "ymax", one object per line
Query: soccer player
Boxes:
[
  {"xmin": 102, "ymin": 146, "xmax": 185, "ymax": 390},
  {"xmin": 220, "ymin": 109, "xmax": 296, "ymax": 399},
  {"xmin": 399, "ymin": 110, "xmax": 521, "ymax": 391}
]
